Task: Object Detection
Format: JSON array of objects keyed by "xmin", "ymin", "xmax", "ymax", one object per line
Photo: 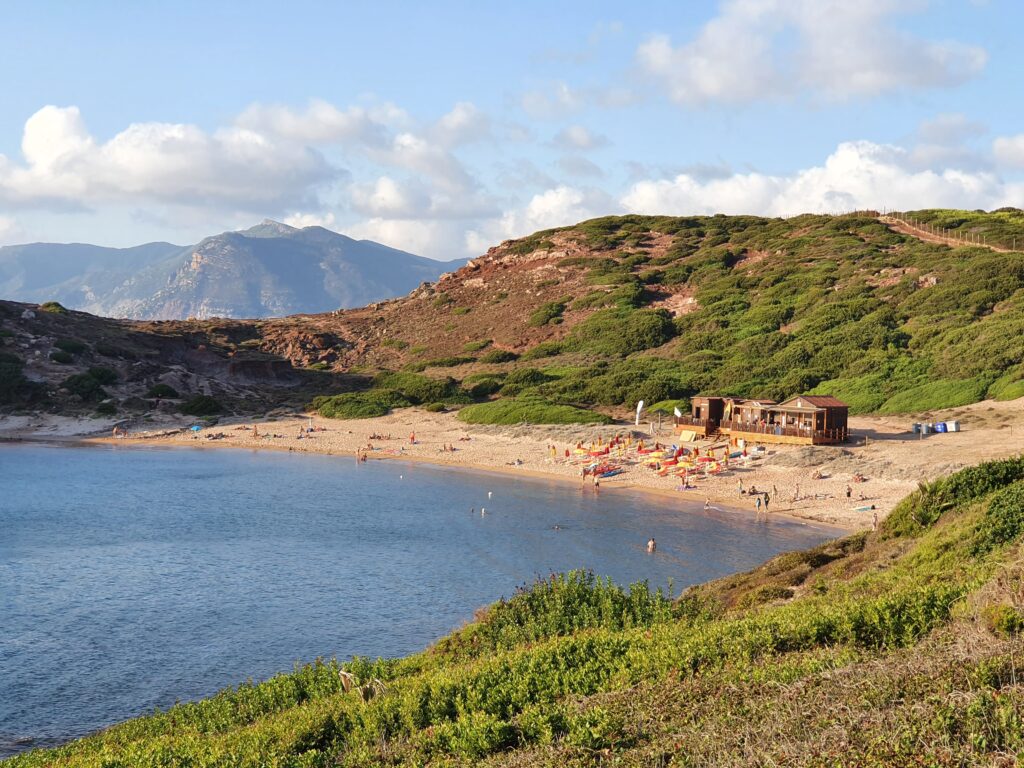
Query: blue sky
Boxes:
[{"xmin": 0, "ymin": 0, "xmax": 1021, "ymax": 258}]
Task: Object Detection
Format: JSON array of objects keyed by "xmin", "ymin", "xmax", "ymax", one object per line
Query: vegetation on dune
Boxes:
[
  {"xmin": 0, "ymin": 350, "xmax": 38, "ymax": 405},
  {"xmin": 13, "ymin": 456, "xmax": 1024, "ymax": 766},
  {"xmin": 904, "ymin": 206, "xmax": 1024, "ymax": 250},
  {"xmin": 311, "ymin": 372, "xmax": 473, "ymax": 419},
  {"xmin": 457, "ymin": 394, "xmax": 612, "ymax": 425},
  {"xmin": 181, "ymin": 394, "xmax": 224, "ymax": 416}
]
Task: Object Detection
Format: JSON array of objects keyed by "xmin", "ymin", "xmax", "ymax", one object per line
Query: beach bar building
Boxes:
[{"xmin": 675, "ymin": 394, "xmax": 849, "ymax": 445}]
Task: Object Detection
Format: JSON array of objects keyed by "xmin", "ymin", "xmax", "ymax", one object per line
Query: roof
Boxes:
[
  {"xmin": 775, "ymin": 394, "xmax": 849, "ymax": 410},
  {"xmin": 736, "ymin": 399, "xmax": 777, "ymax": 407}
]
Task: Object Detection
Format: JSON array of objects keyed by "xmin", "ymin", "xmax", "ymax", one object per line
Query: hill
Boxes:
[
  {"xmin": 8, "ymin": 455, "xmax": 1024, "ymax": 766},
  {"xmin": 0, "ymin": 221, "xmax": 460, "ymax": 320},
  {"xmin": 3, "ymin": 209, "xmax": 1024, "ymax": 424}
]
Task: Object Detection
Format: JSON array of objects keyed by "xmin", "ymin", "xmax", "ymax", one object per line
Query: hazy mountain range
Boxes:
[{"xmin": 0, "ymin": 220, "xmax": 463, "ymax": 319}]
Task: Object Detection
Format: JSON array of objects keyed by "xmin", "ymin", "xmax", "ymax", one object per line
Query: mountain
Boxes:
[{"xmin": 0, "ymin": 221, "xmax": 462, "ymax": 319}]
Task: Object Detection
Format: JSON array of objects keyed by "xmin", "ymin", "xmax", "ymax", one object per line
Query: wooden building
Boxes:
[{"xmin": 675, "ymin": 394, "xmax": 849, "ymax": 445}]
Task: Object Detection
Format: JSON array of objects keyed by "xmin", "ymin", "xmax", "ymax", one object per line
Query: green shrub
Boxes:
[
  {"xmin": 498, "ymin": 367, "xmax": 553, "ymax": 396},
  {"xmin": 61, "ymin": 372, "xmax": 108, "ymax": 401},
  {"xmin": 974, "ymin": 481, "xmax": 1024, "ymax": 553},
  {"xmin": 566, "ymin": 308, "xmax": 675, "ymax": 356},
  {"xmin": 983, "ymin": 605, "xmax": 1024, "ymax": 636},
  {"xmin": 146, "ymin": 383, "xmax": 180, "ymax": 399},
  {"xmin": 452, "ymin": 306, "xmax": 471, "ymax": 316},
  {"xmin": 0, "ymin": 351, "xmax": 33, "ymax": 404},
  {"xmin": 312, "ymin": 390, "xmax": 411, "ymax": 419},
  {"xmin": 181, "ymin": 395, "xmax": 224, "ymax": 416},
  {"xmin": 39, "ymin": 301, "xmax": 68, "ymax": 314},
  {"xmin": 528, "ymin": 299, "xmax": 568, "ymax": 327},
  {"xmin": 49, "ymin": 350, "xmax": 73, "ymax": 364},
  {"xmin": 422, "ymin": 356, "xmax": 474, "ymax": 368},
  {"xmin": 520, "ymin": 341, "xmax": 565, "ymax": 360},
  {"xmin": 462, "ymin": 339, "xmax": 492, "ymax": 353},
  {"xmin": 95, "ymin": 401, "xmax": 117, "ymax": 416},
  {"xmin": 480, "ymin": 349, "xmax": 518, "ymax": 364},
  {"xmin": 457, "ymin": 394, "xmax": 611, "ymax": 425},
  {"xmin": 94, "ymin": 342, "xmax": 131, "ymax": 358},
  {"xmin": 87, "ymin": 366, "xmax": 118, "ymax": 385},
  {"xmin": 381, "ymin": 338, "xmax": 409, "ymax": 350},
  {"xmin": 54, "ymin": 338, "xmax": 87, "ymax": 354},
  {"xmin": 373, "ymin": 371, "xmax": 466, "ymax": 404},
  {"xmin": 423, "ymin": 402, "xmax": 446, "ymax": 412}
]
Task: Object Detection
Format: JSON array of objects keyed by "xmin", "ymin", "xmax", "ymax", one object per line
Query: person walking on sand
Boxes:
[
  {"xmin": 872, "ymin": 511, "xmax": 878, "ymax": 531},
  {"xmin": 846, "ymin": 485, "xmax": 853, "ymax": 499},
  {"xmin": 410, "ymin": 431, "xmax": 415, "ymax": 444},
  {"xmin": 738, "ymin": 479, "xmax": 744, "ymax": 495},
  {"xmin": 755, "ymin": 495, "xmax": 763, "ymax": 515},
  {"xmin": 647, "ymin": 537, "xmax": 656, "ymax": 553},
  {"xmin": 763, "ymin": 493, "xmax": 770, "ymax": 514}
]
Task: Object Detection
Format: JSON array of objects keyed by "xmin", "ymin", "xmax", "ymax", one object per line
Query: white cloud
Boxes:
[
  {"xmin": 236, "ymin": 99, "xmax": 393, "ymax": 146},
  {"xmin": 551, "ymin": 125, "xmax": 608, "ymax": 151},
  {"xmin": 558, "ymin": 155, "xmax": 605, "ymax": 178},
  {"xmin": 520, "ymin": 82, "xmax": 586, "ymax": 119},
  {"xmin": 0, "ymin": 105, "xmax": 338, "ymax": 211},
  {"xmin": 638, "ymin": 0, "xmax": 988, "ymax": 105},
  {"xmin": 283, "ymin": 211, "xmax": 337, "ymax": 229},
  {"xmin": 0, "ymin": 215, "xmax": 22, "ymax": 245},
  {"xmin": 994, "ymin": 135, "xmax": 1024, "ymax": 169},
  {"xmin": 621, "ymin": 140, "xmax": 1024, "ymax": 216},
  {"xmin": 346, "ymin": 217, "xmax": 469, "ymax": 261},
  {"xmin": 432, "ymin": 102, "xmax": 491, "ymax": 147},
  {"xmin": 350, "ymin": 176, "xmax": 432, "ymax": 218}
]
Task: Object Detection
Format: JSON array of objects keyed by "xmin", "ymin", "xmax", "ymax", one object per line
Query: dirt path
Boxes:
[{"xmin": 880, "ymin": 215, "xmax": 1013, "ymax": 252}]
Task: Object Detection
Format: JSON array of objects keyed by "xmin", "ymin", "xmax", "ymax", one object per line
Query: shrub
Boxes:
[
  {"xmin": 381, "ymin": 338, "xmax": 409, "ymax": 350},
  {"xmin": 373, "ymin": 371, "xmax": 467, "ymax": 404},
  {"xmin": 423, "ymin": 402, "xmax": 446, "ymax": 412},
  {"xmin": 452, "ymin": 307, "xmax": 471, "ymax": 316},
  {"xmin": 306, "ymin": 361, "xmax": 330, "ymax": 371},
  {"xmin": 422, "ymin": 356, "xmax": 474, "ymax": 368},
  {"xmin": 974, "ymin": 481, "xmax": 1024, "ymax": 553},
  {"xmin": 54, "ymin": 338, "xmax": 87, "ymax": 354},
  {"xmin": 520, "ymin": 341, "xmax": 565, "ymax": 360},
  {"xmin": 87, "ymin": 366, "xmax": 118, "ymax": 385},
  {"xmin": 462, "ymin": 339, "xmax": 492, "ymax": 353},
  {"xmin": 146, "ymin": 383, "xmax": 180, "ymax": 399},
  {"xmin": 49, "ymin": 350, "xmax": 73, "ymax": 364},
  {"xmin": 528, "ymin": 299, "xmax": 568, "ymax": 327},
  {"xmin": 39, "ymin": 301, "xmax": 68, "ymax": 314},
  {"xmin": 566, "ymin": 308, "xmax": 675, "ymax": 356},
  {"xmin": 498, "ymin": 367, "xmax": 553, "ymax": 396},
  {"xmin": 457, "ymin": 395, "xmax": 611, "ymax": 425},
  {"xmin": 181, "ymin": 395, "xmax": 224, "ymax": 416},
  {"xmin": 0, "ymin": 351, "xmax": 33, "ymax": 404},
  {"xmin": 312, "ymin": 390, "xmax": 411, "ymax": 419},
  {"xmin": 983, "ymin": 605, "xmax": 1024, "ymax": 636},
  {"xmin": 94, "ymin": 342, "xmax": 132, "ymax": 359},
  {"xmin": 480, "ymin": 349, "xmax": 518, "ymax": 364},
  {"xmin": 95, "ymin": 401, "xmax": 117, "ymax": 416},
  {"xmin": 61, "ymin": 372, "xmax": 107, "ymax": 401}
]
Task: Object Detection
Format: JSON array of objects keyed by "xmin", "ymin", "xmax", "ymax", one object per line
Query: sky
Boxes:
[{"xmin": 0, "ymin": 0, "xmax": 1022, "ymax": 260}]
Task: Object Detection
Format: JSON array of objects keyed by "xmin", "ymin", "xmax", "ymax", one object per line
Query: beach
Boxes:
[{"xmin": 4, "ymin": 396, "xmax": 1019, "ymax": 530}]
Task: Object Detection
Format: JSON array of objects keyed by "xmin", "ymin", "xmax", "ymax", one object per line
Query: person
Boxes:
[
  {"xmin": 763, "ymin": 493, "xmax": 770, "ymax": 514},
  {"xmin": 755, "ymin": 495, "xmax": 763, "ymax": 515},
  {"xmin": 704, "ymin": 498, "xmax": 711, "ymax": 511},
  {"xmin": 410, "ymin": 432, "xmax": 416, "ymax": 444},
  {"xmin": 738, "ymin": 479, "xmax": 744, "ymax": 495},
  {"xmin": 872, "ymin": 511, "xmax": 878, "ymax": 531},
  {"xmin": 846, "ymin": 485, "xmax": 853, "ymax": 499},
  {"xmin": 647, "ymin": 537, "xmax": 656, "ymax": 553},
  {"xmin": 253, "ymin": 424, "xmax": 259, "ymax": 439}
]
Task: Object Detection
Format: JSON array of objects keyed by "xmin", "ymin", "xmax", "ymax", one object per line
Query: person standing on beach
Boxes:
[
  {"xmin": 738, "ymin": 479, "xmax": 744, "ymax": 495},
  {"xmin": 763, "ymin": 493, "xmax": 770, "ymax": 514},
  {"xmin": 755, "ymin": 495, "xmax": 763, "ymax": 516},
  {"xmin": 872, "ymin": 511, "xmax": 878, "ymax": 531}
]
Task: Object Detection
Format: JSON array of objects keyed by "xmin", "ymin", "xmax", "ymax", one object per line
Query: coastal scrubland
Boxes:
[
  {"xmin": 5, "ymin": 210, "xmax": 1024, "ymax": 425},
  {"xmin": 9, "ymin": 455, "xmax": 1024, "ymax": 766}
]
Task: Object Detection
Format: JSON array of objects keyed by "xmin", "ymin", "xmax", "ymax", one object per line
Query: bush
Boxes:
[
  {"xmin": 95, "ymin": 401, "xmax": 117, "ymax": 416},
  {"xmin": 39, "ymin": 301, "xmax": 68, "ymax": 314},
  {"xmin": 520, "ymin": 341, "xmax": 565, "ymax": 360},
  {"xmin": 528, "ymin": 299, "xmax": 568, "ymax": 327},
  {"xmin": 0, "ymin": 351, "xmax": 33, "ymax": 404},
  {"xmin": 480, "ymin": 349, "xmax": 519, "ymax": 364},
  {"xmin": 312, "ymin": 390, "xmax": 411, "ymax": 419},
  {"xmin": 181, "ymin": 395, "xmax": 224, "ymax": 416},
  {"xmin": 422, "ymin": 356, "xmax": 474, "ymax": 368},
  {"xmin": 567, "ymin": 308, "xmax": 675, "ymax": 356},
  {"xmin": 498, "ymin": 367, "xmax": 553, "ymax": 396},
  {"xmin": 54, "ymin": 338, "xmax": 87, "ymax": 354},
  {"xmin": 462, "ymin": 339, "xmax": 492, "ymax": 353},
  {"xmin": 458, "ymin": 394, "xmax": 611, "ymax": 425},
  {"xmin": 146, "ymin": 383, "xmax": 180, "ymax": 399},
  {"xmin": 49, "ymin": 350, "xmax": 73, "ymax": 364},
  {"xmin": 87, "ymin": 366, "xmax": 118, "ymax": 385},
  {"xmin": 974, "ymin": 481, "xmax": 1024, "ymax": 553},
  {"xmin": 373, "ymin": 371, "xmax": 467, "ymax": 404},
  {"xmin": 423, "ymin": 402, "xmax": 446, "ymax": 412},
  {"xmin": 94, "ymin": 342, "xmax": 132, "ymax": 359},
  {"xmin": 61, "ymin": 372, "xmax": 108, "ymax": 401}
]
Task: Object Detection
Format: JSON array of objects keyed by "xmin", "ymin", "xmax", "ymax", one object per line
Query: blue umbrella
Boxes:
[{"xmin": 190, "ymin": 425, "xmax": 202, "ymax": 432}]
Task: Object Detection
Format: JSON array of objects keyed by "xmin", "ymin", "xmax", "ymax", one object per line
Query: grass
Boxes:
[{"xmin": 13, "ymin": 456, "xmax": 1024, "ymax": 766}]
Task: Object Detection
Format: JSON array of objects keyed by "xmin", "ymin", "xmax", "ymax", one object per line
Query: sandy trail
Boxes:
[{"xmin": 6, "ymin": 397, "xmax": 1022, "ymax": 531}]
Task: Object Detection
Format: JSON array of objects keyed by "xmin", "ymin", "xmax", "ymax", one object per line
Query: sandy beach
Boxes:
[{"xmin": 6, "ymin": 397, "xmax": 1023, "ymax": 531}]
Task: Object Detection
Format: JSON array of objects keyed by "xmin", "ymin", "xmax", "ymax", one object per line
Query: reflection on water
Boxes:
[{"xmin": 0, "ymin": 442, "xmax": 840, "ymax": 756}]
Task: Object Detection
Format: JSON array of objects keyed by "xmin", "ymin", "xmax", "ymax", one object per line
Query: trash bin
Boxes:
[
  {"xmin": 912, "ymin": 423, "xmax": 921, "ymax": 434},
  {"xmin": 935, "ymin": 422, "xmax": 947, "ymax": 433},
  {"xmin": 922, "ymin": 423, "xmax": 932, "ymax": 435},
  {"xmin": 946, "ymin": 420, "xmax": 960, "ymax": 432}
]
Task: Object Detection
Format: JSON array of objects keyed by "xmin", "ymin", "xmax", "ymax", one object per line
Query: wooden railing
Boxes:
[
  {"xmin": 721, "ymin": 421, "xmax": 847, "ymax": 442},
  {"xmin": 674, "ymin": 416, "xmax": 710, "ymax": 429}
]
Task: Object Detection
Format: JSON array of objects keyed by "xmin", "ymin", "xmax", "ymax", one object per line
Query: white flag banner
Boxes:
[
  {"xmin": 673, "ymin": 406, "xmax": 683, "ymax": 418},
  {"xmin": 635, "ymin": 400, "xmax": 645, "ymax": 426}
]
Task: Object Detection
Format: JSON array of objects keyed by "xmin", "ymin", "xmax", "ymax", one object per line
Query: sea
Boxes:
[{"xmin": 0, "ymin": 442, "xmax": 841, "ymax": 757}]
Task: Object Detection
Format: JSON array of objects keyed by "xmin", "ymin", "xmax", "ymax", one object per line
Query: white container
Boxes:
[{"xmin": 946, "ymin": 420, "xmax": 960, "ymax": 433}]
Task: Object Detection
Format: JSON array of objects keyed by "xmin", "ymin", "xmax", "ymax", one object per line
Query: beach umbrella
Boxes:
[{"xmin": 190, "ymin": 425, "xmax": 202, "ymax": 432}]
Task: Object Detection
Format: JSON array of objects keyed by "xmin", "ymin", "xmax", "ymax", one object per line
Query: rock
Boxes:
[{"xmin": 21, "ymin": 309, "xmax": 35, "ymax": 319}]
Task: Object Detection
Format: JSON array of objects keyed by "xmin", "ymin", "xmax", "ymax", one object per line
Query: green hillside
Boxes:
[
  {"xmin": 11, "ymin": 456, "xmax": 1024, "ymax": 766},
  {"xmin": 301, "ymin": 209, "xmax": 1024, "ymax": 424}
]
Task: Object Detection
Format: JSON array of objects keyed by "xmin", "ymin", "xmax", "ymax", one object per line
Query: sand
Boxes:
[{"xmin": 4, "ymin": 396, "xmax": 1020, "ymax": 531}]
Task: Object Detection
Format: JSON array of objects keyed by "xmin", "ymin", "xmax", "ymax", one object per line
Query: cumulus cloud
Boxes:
[
  {"xmin": 0, "ymin": 215, "xmax": 22, "ymax": 245},
  {"xmin": 994, "ymin": 135, "xmax": 1024, "ymax": 169},
  {"xmin": 349, "ymin": 176, "xmax": 432, "ymax": 218},
  {"xmin": 431, "ymin": 102, "xmax": 491, "ymax": 147},
  {"xmin": 558, "ymin": 155, "xmax": 605, "ymax": 179},
  {"xmin": 551, "ymin": 125, "xmax": 608, "ymax": 151},
  {"xmin": 621, "ymin": 140, "xmax": 1024, "ymax": 216},
  {"xmin": 283, "ymin": 211, "xmax": 337, "ymax": 229},
  {"xmin": 0, "ymin": 105, "xmax": 339, "ymax": 211},
  {"xmin": 236, "ymin": 99, "xmax": 392, "ymax": 146},
  {"xmin": 346, "ymin": 217, "xmax": 470, "ymax": 261},
  {"xmin": 638, "ymin": 0, "xmax": 988, "ymax": 105}
]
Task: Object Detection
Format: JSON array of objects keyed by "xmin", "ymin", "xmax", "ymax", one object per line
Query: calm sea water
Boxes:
[{"xmin": 0, "ymin": 442, "xmax": 840, "ymax": 757}]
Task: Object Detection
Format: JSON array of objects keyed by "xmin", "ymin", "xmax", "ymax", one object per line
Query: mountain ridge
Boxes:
[{"xmin": 0, "ymin": 221, "xmax": 462, "ymax": 320}]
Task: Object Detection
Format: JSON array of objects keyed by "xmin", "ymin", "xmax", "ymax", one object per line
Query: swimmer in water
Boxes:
[
  {"xmin": 704, "ymin": 498, "xmax": 711, "ymax": 511},
  {"xmin": 646, "ymin": 537, "xmax": 656, "ymax": 553}
]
